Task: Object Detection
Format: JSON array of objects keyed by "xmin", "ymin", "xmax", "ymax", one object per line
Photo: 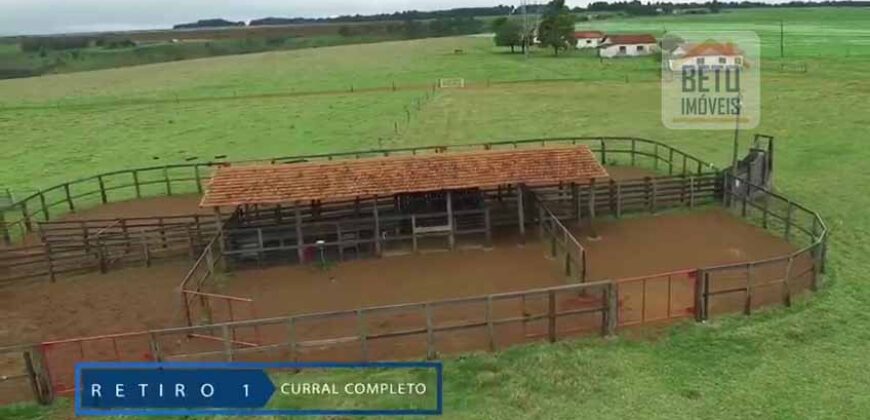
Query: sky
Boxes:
[{"xmin": 0, "ymin": 0, "xmax": 792, "ymax": 36}]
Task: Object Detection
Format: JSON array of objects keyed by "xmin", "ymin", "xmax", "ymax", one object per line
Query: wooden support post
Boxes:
[
  {"xmin": 25, "ymin": 348, "xmax": 53, "ymax": 405},
  {"xmin": 695, "ymin": 270, "xmax": 708, "ymax": 322},
  {"xmin": 483, "ymin": 206, "xmax": 492, "ymax": 248},
  {"xmin": 537, "ymin": 205, "xmax": 545, "ymax": 239},
  {"xmin": 782, "ymin": 257, "xmax": 794, "ymax": 307},
  {"xmin": 689, "ymin": 176, "xmax": 696, "ymax": 208},
  {"xmin": 668, "ymin": 148, "xmax": 675, "ymax": 175},
  {"xmin": 600, "ymin": 139, "xmax": 607, "ymax": 163},
  {"xmin": 142, "ymin": 233, "xmax": 151, "ymax": 267},
  {"xmin": 516, "ymin": 185, "xmax": 526, "ymax": 244},
  {"xmin": 373, "ymin": 197, "xmax": 382, "ymax": 257},
  {"xmin": 605, "ymin": 283, "xmax": 618, "ymax": 336},
  {"xmin": 295, "ymin": 203, "xmax": 305, "ymax": 263},
  {"xmin": 21, "ymin": 201, "xmax": 32, "ymax": 232},
  {"xmin": 762, "ymin": 197, "xmax": 770, "ymax": 228},
  {"xmin": 564, "ymin": 252, "xmax": 572, "ymax": 277},
  {"xmin": 649, "ymin": 177, "xmax": 657, "ymax": 212},
  {"xmin": 256, "ymin": 228, "xmax": 265, "ymax": 267},
  {"xmin": 744, "ymin": 263, "xmax": 753, "ymax": 315},
  {"xmin": 547, "ymin": 290, "xmax": 557, "ymax": 343},
  {"xmin": 97, "ymin": 175, "xmax": 108, "ymax": 204},
  {"xmin": 36, "ymin": 191, "xmax": 49, "ymax": 221},
  {"xmin": 132, "ymin": 171, "xmax": 141, "ymax": 198},
  {"xmin": 616, "ymin": 182, "xmax": 622, "ymax": 218},
  {"xmin": 486, "ymin": 296, "xmax": 496, "ymax": 351},
  {"xmin": 163, "ymin": 166, "xmax": 172, "ymax": 196},
  {"xmin": 43, "ymin": 242, "xmax": 56, "ymax": 282},
  {"xmin": 425, "ymin": 303, "xmax": 436, "ymax": 360},
  {"xmin": 571, "ymin": 182, "xmax": 581, "ymax": 226},
  {"xmin": 64, "ymin": 183, "xmax": 74, "ymax": 212},
  {"xmin": 446, "ymin": 191, "xmax": 455, "ymax": 250},
  {"xmin": 609, "ymin": 179, "xmax": 617, "ymax": 216},
  {"xmin": 357, "ymin": 309, "xmax": 368, "ymax": 361},
  {"xmin": 194, "ymin": 165, "xmax": 203, "ymax": 193},
  {"xmin": 784, "ymin": 201, "xmax": 794, "ymax": 241},
  {"xmin": 654, "ymin": 144, "xmax": 660, "ymax": 170},
  {"xmin": 630, "ymin": 139, "xmax": 637, "ymax": 166}
]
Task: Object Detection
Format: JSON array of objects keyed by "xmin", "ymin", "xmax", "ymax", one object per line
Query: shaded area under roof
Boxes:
[{"xmin": 200, "ymin": 146, "xmax": 609, "ymax": 207}]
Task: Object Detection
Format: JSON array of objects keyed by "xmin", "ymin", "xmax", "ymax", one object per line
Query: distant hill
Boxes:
[{"xmin": 173, "ymin": 19, "xmax": 245, "ymax": 30}]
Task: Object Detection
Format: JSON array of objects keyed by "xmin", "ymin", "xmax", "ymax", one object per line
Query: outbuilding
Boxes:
[{"xmin": 598, "ymin": 34, "xmax": 658, "ymax": 58}]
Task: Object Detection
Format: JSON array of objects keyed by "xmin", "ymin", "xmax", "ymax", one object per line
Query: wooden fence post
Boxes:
[
  {"xmin": 97, "ymin": 175, "xmax": 108, "ymax": 204},
  {"xmin": 25, "ymin": 347, "xmax": 53, "ymax": 405},
  {"xmin": 600, "ymin": 139, "xmax": 607, "ymax": 163},
  {"xmin": 516, "ymin": 185, "xmax": 526, "ymax": 243},
  {"xmin": 695, "ymin": 270, "xmax": 708, "ymax": 322},
  {"xmin": 21, "ymin": 201, "xmax": 32, "ymax": 232},
  {"xmin": 64, "ymin": 183, "xmax": 74, "ymax": 212},
  {"xmin": 784, "ymin": 201, "xmax": 794, "ymax": 241},
  {"xmin": 588, "ymin": 179, "xmax": 597, "ymax": 219},
  {"xmin": 486, "ymin": 296, "xmax": 496, "ymax": 352},
  {"xmin": 194, "ymin": 165, "xmax": 203, "ymax": 194},
  {"xmin": 38, "ymin": 191, "xmax": 49, "ymax": 221},
  {"xmin": 668, "ymin": 148, "xmax": 675, "ymax": 175},
  {"xmin": 547, "ymin": 290, "xmax": 557, "ymax": 343},
  {"xmin": 630, "ymin": 139, "xmax": 637, "ymax": 166},
  {"xmin": 43, "ymin": 242, "xmax": 56, "ymax": 282},
  {"xmin": 648, "ymin": 177, "xmax": 656, "ymax": 213},
  {"xmin": 605, "ymin": 283, "xmax": 618, "ymax": 336},
  {"xmin": 689, "ymin": 176, "xmax": 696, "ymax": 208},
  {"xmin": 782, "ymin": 257, "xmax": 794, "ymax": 308},
  {"xmin": 133, "ymin": 171, "xmax": 141, "ymax": 198},
  {"xmin": 571, "ymin": 182, "xmax": 581, "ymax": 226},
  {"xmin": 163, "ymin": 166, "xmax": 172, "ymax": 196},
  {"xmin": 357, "ymin": 309, "xmax": 368, "ymax": 361},
  {"xmin": 744, "ymin": 264, "xmax": 753, "ymax": 315},
  {"xmin": 295, "ymin": 204, "xmax": 305, "ymax": 262},
  {"xmin": 425, "ymin": 303, "xmax": 436, "ymax": 360}
]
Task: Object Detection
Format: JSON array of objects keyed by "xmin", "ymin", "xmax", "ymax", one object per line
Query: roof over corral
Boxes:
[
  {"xmin": 603, "ymin": 34, "xmax": 657, "ymax": 45},
  {"xmin": 200, "ymin": 146, "xmax": 609, "ymax": 207}
]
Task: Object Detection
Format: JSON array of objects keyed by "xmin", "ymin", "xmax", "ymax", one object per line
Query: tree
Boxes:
[
  {"xmin": 492, "ymin": 18, "xmax": 524, "ymax": 53},
  {"xmin": 537, "ymin": 0, "xmax": 577, "ymax": 56}
]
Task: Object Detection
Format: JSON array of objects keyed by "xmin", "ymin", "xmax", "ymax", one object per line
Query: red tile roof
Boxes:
[
  {"xmin": 574, "ymin": 31, "xmax": 604, "ymax": 39},
  {"xmin": 681, "ymin": 41, "xmax": 744, "ymax": 57},
  {"xmin": 605, "ymin": 34, "xmax": 657, "ymax": 45},
  {"xmin": 200, "ymin": 147, "xmax": 609, "ymax": 207}
]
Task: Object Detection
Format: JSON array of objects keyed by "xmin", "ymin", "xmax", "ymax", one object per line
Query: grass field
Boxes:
[{"xmin": 2, "ymin": 6, "xmax": 870, "ymax": 419}]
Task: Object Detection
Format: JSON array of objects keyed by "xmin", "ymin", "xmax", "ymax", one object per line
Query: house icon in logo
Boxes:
[{"xmin": 667, "ymin": 40, "xmax": 748, "ymax": 72}]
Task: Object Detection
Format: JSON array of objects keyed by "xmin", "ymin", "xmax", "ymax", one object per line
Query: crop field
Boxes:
[{"xmin": 1, "ymin": 6, "xmax": 870, "ymax": 419}]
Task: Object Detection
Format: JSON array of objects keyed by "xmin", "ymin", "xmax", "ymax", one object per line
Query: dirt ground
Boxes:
[{"xmin": 0, "ymin": 207, "xmax": 799, "ymax": 348}]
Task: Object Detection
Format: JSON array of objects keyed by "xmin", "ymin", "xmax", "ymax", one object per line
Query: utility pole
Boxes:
[{"xmin": 522, "ymin": 0, "xmax": 530, "ymax": 59}]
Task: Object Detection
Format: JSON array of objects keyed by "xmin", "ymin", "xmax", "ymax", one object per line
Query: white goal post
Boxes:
[{"xmin": 438, "ymin": 78, "xmax": 466, "ymax": 89}]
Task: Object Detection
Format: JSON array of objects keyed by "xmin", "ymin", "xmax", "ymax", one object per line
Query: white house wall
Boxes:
[{"xmin": 599, "ymin": 43, "xmax": 658, "ymax": 58}]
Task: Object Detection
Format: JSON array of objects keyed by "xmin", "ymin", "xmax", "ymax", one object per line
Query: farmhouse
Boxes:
[
  {"xmin": 667, "ymin": 41, "xmax": 746, "ymax": 72},
  {"xmin": 598, "ymin": 34, "xmax": 658, "ymax": 58},
  {"xmin": 574, "ymin": 31, "xmax": 605, "ymax": 49}
]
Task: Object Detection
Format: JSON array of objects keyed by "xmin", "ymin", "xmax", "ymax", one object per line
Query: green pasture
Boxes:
[{"xmin": 2, "ymin": 7, "xmax": 870, "ymax": 419}]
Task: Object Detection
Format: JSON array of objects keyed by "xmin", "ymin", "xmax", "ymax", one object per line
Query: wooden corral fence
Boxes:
[
  {"xmin": 0, "ymin": 215, "xmax": 218, "ymax": 285},
  {"xmin": 527, "ymin": 191, "xmax": 587, "ymax": 283},
  {"xmin": 0, "ymin": 137, "xmax": 714, "ymax": 246},
  {"xmin": 695, "ymin": 172, "xmax": 828, "ymax": 319}
]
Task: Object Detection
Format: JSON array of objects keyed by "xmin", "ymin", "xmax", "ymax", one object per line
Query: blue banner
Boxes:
[{"xmin": 75, "ymin": 361, "xmax": 443, "ymax": 416}]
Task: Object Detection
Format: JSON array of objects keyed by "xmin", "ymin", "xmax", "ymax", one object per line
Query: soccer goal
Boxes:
[{"xmin": 438, "ymin": 78, "xmax": 466, "ymax": 89}]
